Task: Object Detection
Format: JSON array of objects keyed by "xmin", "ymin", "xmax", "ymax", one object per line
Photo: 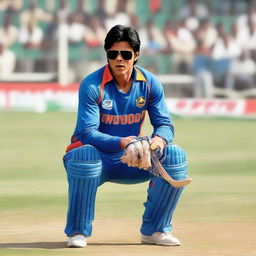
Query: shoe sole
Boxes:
[
  {"xmin": 67, "ymin": 244, "xmax": 86, "ymax": 248},
  {"xmin": 141, "ymin": 240, "xmax": 181, "ymax": 246}
]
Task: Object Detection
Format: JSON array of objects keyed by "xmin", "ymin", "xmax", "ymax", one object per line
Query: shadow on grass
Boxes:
[
  {"xmin": 89, "ymin": 243, "xmax": 142, "ymax": 246},
  {"xmin": 0, "ymin": 242, "xmax": 66, "ymax": 249},
  {"xmin": 0, "ymin": 242, "xmax": 143, "ymax": 249}
]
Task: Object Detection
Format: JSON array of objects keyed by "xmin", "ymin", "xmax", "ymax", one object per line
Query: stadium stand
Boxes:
[{"xmin": 0, "ymin": 0, "xmax": 255, "ymax": 98}]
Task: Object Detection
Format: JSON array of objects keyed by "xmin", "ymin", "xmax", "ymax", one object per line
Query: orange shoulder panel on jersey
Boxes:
[
  {"xmin": 98, "ymin": 65, "xmax": 113, "ymax": 104},
  {"xmin": 134, "ymin": 66, "xmax": 151, "ymax": 102},
  {"xmin": 98, "ymin": 65, "xmax": 151, "ymax": 104}
]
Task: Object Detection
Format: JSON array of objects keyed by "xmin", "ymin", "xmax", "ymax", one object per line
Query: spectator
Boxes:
[
  {"xmin": 236, "ymin": 5, "xmax": 256, "ymax": 30},
  {"xmin": 0, "ymin": 42, "xmax": 16, "ymax": 78},
  {"xmin": 20, "ymin": 0, "xmax": 52, "ymax": 26},
  {"xmin": 244, "ymin": 19, "xmax": 256, "ymax": 61},
  {"xmin": 94, "ymin": 0, "xmax": 108, "ymax": 28},
  {"xmin": 226, "ymin": 50, "xmax": 256, "ymax": 90},
  {"xmin": 83, "ymin": 17, "xmax": 106, "ymax": 48},
  {"xmin": 130, "ymin": 13, "xmax": 142, "ymax": 32},
  {"xmin": 184, "ymin": 16, "xmax": 200, "ymax": 32},
  {"xmin": 0, "ymin": 14, "xmax": 18, "ymax": 47},
  {"xmin": 139, "ymin": 18, "xmax": 167, "ymax": 55},
  {"xmin": 41, "ymin": 12, "xmax": 59, "ymax": 51},
  {"xmin": 211, "ymin": 32, "xmax": 241, "ymax": 87},
  {"xmin": 103, "ymin": 0, "xmax": 136, "ymax": 17},
  {"xmin": 162, "ymin": 20, "xmax": 178, "ymax": 53},
  {"xmin": 0, "ymin": 0, "xmax": 22, "ymax": 14},
  {"xmin": 215, "ymin": 22, "xmax": 226, "ymax": 38},
  {"xmin": 195, "ymin": 19, "xmax": 218, "ymax": 50},
  {"xmin": 56, "ymin": 0, "xmax": 70, "ymax": 24},
  {"xmin": 178, "ymin": 0, "xmax": 209, "ymax": 20},
  {"xmin": 72, "ymin": 0, "xmax": 91, "ymax": 25},
  {"xmin": 105, "ymin": 0, "xmax": 131, "ymax": 30},
  {"xmin": 40, "ymin": 12, "xmax": 60, "ymax": 71},
  {"xmin": 212, "ymin": 32, "xmax": 241, "ymax": 60},
  {"xmin": 66, "ymin": 14, "xmax": 86, "ymax": 45},
  {"xmin": 129, "ymin": 14, "xmax": 146, "ymax": 52},
  {"xmin": 168, "ymin": 19, "xmax": 196, "ymax": 74},
  {"xmin": 193, "ymin": 40, "xmax": 215, "ymax": 98},
  {"xmin": 230, "ymin": 22, "xmax": 249, "ymax": 51},
  {"xmin": 18, "ymin": 20, "xmax": 43, "ymax": 50},
  {"xmin": 8, "ymin": 0, "xmax": 23, "ymax": 13}
]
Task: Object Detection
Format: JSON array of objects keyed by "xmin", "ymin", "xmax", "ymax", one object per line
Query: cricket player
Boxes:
[{"xmin": 63, "ymin": 25, "xmax": 188, "ymax": 247}]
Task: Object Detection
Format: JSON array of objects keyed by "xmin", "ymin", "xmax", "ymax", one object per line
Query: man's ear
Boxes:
[{"xmin": 134, "ymin": 51, "xmax": 139, "ymax": 61}]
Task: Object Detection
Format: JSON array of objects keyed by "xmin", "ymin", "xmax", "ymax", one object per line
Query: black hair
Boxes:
[{"xmin": 104, "ymin": 25, "xmax": 141, "ymax": 64}]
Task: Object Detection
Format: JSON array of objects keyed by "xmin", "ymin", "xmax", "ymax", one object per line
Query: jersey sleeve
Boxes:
[
  {"xmin": 147, "ymin": 75, "xmax": 174, "ymax": 143},
  {"xmin": 72, "ymin": 78, "xmax": 122, "ymax": 152}
]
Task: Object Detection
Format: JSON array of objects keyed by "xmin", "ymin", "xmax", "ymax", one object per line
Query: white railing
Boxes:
[
  {"xmin": 1, "ymin": 73, "xmax": 255, "ymax": 98},
  {"xmin": 0, "ymin": 72, "xmax": 57, "ymax": 82},
  {"xmin": 158, "ymin": 74, "xmax": 256, "ymax": 98}
]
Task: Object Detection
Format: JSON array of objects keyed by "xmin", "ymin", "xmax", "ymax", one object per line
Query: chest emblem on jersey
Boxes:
[
  {"xmin": 136, "ymin": 96, "xmax": 146, "ymax": 108},
  {"xmin": 102, "ymin": 99, "xmax": 113, "ymax": 110}
]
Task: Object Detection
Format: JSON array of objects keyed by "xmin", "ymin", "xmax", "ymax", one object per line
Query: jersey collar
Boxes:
[{"xmin": 102, "ymin": 65, "xmax": 146, "ymax": 86}]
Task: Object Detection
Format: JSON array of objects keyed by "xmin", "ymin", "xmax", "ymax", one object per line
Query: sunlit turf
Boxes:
[{"xmin": 0, "ymin": 112, "xmax": 255, "ymax": 255}]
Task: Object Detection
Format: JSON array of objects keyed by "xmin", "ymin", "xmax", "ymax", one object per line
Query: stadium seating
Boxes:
[{"xmin": 1, "ymin": 0, "xmax": 255, "ymax": 98}]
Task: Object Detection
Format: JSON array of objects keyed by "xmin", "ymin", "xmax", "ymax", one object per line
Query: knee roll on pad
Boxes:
[
  {"xmin": 64, "ymin": 145, "xmax": 102, "ymax": 237},
  {"xmin": 162, "ymin": 144, "xmax": 188, "ymax": 180},
  {"xmin": 69, "ymin": 144, "xmax": 101, "ymax": 162},
  {"xmin": 66, "ymin": 145, "xmax": 102, "ymax": 179}
]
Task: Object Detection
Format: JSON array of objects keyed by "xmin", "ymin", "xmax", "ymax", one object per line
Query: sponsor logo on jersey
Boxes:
[
  {"xmin": 100, "ymin": 110, "xmax": 146, "ymax": 125},
  {"xmin": 136, "ymin": 96, "xmax": 146, "ymax": 108},
  {"xmin": 102, "ymin": 99, "xmax": 113, "ymax": 110}
]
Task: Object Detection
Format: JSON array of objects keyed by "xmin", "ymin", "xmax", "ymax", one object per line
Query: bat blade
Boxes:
[{"xmin": 151, "ymin": 151, "xmax": 192, "ymax": 188}]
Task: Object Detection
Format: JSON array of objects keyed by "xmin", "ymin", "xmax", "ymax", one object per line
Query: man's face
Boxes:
[{"xmin": 107, "ymin": 41, "xmax": 138, "ymax": 77}]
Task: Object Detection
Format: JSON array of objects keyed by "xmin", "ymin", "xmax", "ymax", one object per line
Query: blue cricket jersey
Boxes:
[{"xmin": 66, "ymin": 65, "xmax": 174, "ymax": 153}]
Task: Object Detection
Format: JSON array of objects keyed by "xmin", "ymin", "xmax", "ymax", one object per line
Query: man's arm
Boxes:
[
  {"xmin": 70, "ymin": 79, "xmax": 123, "ymax": 152},
  {"xmin": 147, "ymin": 75, "xmax": 174, "ymax": 146}
]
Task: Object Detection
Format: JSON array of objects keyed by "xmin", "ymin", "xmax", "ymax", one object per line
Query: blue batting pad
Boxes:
[
  {"xmin": 141, "ymin": 144, "xmax": 188, "ymax": 235},
  {"xmin": 162, "ymin": 144, "xmax": 188, "ymax": 180},
  {"xmin": 64, "ymin": 145, "xmax": 102, "ymax": 237}
]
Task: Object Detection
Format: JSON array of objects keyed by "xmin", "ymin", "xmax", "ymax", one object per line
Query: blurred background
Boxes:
[
  {"xmin": 0, "ymin": 0, "xmax": 256, "ymax": 102},
  {"xmin": 0, "ymin": 2, "xmax": 256, "ymax": 254}
]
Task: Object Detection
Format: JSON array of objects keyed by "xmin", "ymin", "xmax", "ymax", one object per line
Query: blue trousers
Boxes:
[{"xmin": 63, "ymin": 144, "xmax": 187, "ymax": 237}]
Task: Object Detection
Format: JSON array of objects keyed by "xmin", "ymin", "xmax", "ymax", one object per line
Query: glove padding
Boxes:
[{"xmin": 120, "ymin": 137, "xmax": 151, "ymax": 170}]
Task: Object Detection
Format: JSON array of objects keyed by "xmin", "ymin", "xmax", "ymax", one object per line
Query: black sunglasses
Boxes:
[{"xmin": 107, "ymin": 50, "xmax": 133, "ymax": 60}]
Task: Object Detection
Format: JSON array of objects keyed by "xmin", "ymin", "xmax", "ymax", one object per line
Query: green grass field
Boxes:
[{"xmin": 0, "ymin": 112, "xmax": 255, "ymax": 256}]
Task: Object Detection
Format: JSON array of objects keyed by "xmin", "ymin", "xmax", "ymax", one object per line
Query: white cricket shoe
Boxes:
[
  {"xmin": 67, "ymin": 234, "xmax": 87, "ymax": 248},
  {"xmin": 141, "ymin": 232, "xmax": 181, "ymax": 246}
]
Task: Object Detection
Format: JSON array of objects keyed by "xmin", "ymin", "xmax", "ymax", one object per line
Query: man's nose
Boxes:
[{"xmin": 116, "ymin": 52, "xmax": 123, "ymax": 60}]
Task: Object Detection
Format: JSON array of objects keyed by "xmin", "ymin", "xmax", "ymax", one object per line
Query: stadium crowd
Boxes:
[{"xmin": 0, "ymin": 0, "xmax": 256, "ymax": 97}]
